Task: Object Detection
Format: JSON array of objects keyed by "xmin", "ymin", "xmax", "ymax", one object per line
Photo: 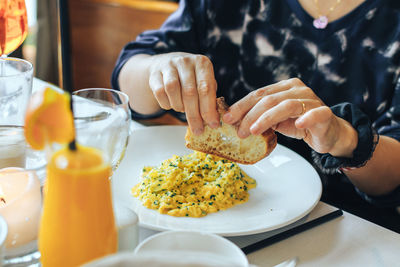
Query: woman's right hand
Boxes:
[{"xmin": 148, "ymin": 52, "xmax": 220, "ymax": 135}]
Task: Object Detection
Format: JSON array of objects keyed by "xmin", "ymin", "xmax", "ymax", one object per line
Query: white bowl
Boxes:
[
  {"xmin": 134, "ymin": 230, "xmax": 248, "ymax": 267},
  {"xmin": 83, "ymin": 231, "xmax": 248, "ymax": 267}
]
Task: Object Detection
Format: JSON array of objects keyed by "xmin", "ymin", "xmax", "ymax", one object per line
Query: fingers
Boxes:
[
  {"xmin": 176, "ymin": 55, "xmax": 219, "ymax": 133},
  {"xmin": 149, "ymin": 70, "xmax": 171, "ymax": 110},
  {"xmin": 149, "ymin": 53, "xmax": 219, "ymax": 134},
  {"xmin": 295, "ymin": 105, "xmax": 332, "ymax": 129},
  {"xmin": 195, "ymin": 56, "xmax": 219, "ymax": 128},
  {"xmin": 149, "ymin": 67, "xmax": 185, "ymax": 112},
  {"xmin": 163, "ymin": 68, "xmax": 184, "ymax": 112},
  {"xmin": 233, "ymin": 85, "xmax": 311, "ymax": 138},
  {"xmin": 176, "ymin": 59, "xmax": 203, "ymax": 135},
  {"xmin": 295, "ymin": 106, "xmax": 342, "ymax": 154},
  {"xmin": 248, "ymin": 98, "xmax": 322, "ymax": 137},
  {"xmin": 223, "ymin": 79, "xmax": 298, "ymax": 125}
]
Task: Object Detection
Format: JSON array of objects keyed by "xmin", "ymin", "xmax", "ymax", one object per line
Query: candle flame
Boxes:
[{"xmin": 0, "ymin": 185, "xmax": 6, "ymax": 204}]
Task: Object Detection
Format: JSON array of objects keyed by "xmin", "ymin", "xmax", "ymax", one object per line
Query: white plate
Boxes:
[{"xmin": 112, "ymin": 126, "xmax": 322, "ymax": 236}]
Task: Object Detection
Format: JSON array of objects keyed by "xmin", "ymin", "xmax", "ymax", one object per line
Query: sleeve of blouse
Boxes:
[
  {"xmin": 373, "ymin": 77, "xmax": 400, "ymax": 141},
  {"xmin": 356, "ymin": 76, "xmax": 400, "ymax": 208},
  {"xmin": 110, "ymin": 0, "xmax": 207, "ymax": 120},
  {"xmin": 111, "ymin": 0, "xmax": 207, "ymax": 92}
]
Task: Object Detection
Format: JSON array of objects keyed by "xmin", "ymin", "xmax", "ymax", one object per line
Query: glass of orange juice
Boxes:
[
  {"xmin": 24, "ymin": 87, "xmax": 119, "ymax": 266},
  {"xmin": 38, "ymin": 144, "xmax": 117, "ymax": 267},
  {"xmin": 0, "ymin": 0, "xmax": 28, "ymax": 56}
]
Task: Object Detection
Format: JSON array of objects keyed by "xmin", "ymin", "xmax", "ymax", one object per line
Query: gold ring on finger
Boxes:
[{"xmin": 297, "ymin": 99, "xmax": 306, "ymax": 116}]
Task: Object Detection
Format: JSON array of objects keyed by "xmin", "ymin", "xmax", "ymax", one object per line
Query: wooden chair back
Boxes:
[
  {"xmin": 62, "ymin": 0, "xmax": 185, "ymax": 125},
  {"xmin": 67, "ymin": 0, "xmax": 178, "ymax": 90}
]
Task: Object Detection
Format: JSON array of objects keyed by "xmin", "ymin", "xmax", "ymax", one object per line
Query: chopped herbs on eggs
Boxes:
[{"xmin": 131, "ymin": 151, "xmax": 256, "ymax": 217}]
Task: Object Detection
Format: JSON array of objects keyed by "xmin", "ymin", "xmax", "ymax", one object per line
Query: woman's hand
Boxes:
[
  {"xmin": 148, "ymin": 52, "xmax": 220, "ymax": 134},
  {"xmin": 222, "ymin": 78, "xmax": 358, "ymax": 158}
]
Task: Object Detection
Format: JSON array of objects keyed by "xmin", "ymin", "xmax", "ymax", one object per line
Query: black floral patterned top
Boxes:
[{"xmin": 112, "ymin": 0, "xmax": 400, "ymax": 208}]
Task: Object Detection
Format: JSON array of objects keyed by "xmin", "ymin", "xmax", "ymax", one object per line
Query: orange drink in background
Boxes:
[
  {"xmin": 24, "ymin": 87, "xmax": 118, "ymax": 266},
  {"xmin": 38, "ymin": 145, "xmax": 117, "ymax": 267},
  {"xmin": 0, "ymin": 0, "xmax": 28, "ymax": 55}
]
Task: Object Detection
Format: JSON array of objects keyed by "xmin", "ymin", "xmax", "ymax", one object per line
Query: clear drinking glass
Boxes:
[
  {"xmin": 0, "ymin": 57, "xmax": 33, "ymax": 126},
  {"xmin": 72, "ymin": 88, "xmax": 131, "ymax": 173}
]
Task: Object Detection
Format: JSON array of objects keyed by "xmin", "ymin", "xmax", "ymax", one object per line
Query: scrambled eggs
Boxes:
[{"xmin": 131, "ymin": 151, "xmax": 256, "ymax": 217}]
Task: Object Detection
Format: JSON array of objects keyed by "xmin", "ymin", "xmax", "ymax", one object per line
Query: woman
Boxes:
[{"xmin": 112, "ymin": 0, "xmax": 400, "ymax": 231}]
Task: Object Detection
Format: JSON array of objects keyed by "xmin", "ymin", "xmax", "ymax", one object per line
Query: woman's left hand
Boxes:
[{"xmin": 222, "ymin": 78, "xmax": 358, "ymax": 157}]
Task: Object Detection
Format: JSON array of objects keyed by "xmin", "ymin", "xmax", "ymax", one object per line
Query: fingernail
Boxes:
[
  {"xmin": 223, "ymin": 113, "xmax": 233, "ymax": 123},
  {"xmin": 194, "ymin": 128, "xmax": 203, "ymax": 135},
  {"xmin": 210, "ymin": 121, "xmax": 220, "ymax": 129},
  {"xmin": 238, "ymin": 129, "xmax": 248, "ymax": 138}
]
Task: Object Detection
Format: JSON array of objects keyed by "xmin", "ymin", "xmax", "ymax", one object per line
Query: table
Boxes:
[
  {"xmin": 32, "ymin": 78, "xmax": 400, "ymax": 267},
  {"xmin": 135, "ymin": 186, "xmax": 400, "ymax": 267},
  {"xmin": 246, "ymin": 206, "xmax": 400, "ymax": 267}
]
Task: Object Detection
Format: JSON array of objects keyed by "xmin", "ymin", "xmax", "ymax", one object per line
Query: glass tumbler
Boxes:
[
  {"xmin": 0, "ymin": 57, "xmax": 33, "ymax": 126},
  {"xmin": 72, "ymin": 88, "xmax": 131, "ymax": 173}
]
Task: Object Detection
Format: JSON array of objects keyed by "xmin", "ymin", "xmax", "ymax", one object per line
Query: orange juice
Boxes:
[
  {"xmin": 38, "ymin": 145, "xmax": 117, "ymax": 267},
  {"xmin": 0, "ymin": 0, "xmax": 28, "ymax": 55}
]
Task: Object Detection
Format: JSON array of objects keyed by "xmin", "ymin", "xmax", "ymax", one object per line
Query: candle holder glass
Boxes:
[
  {"xmin": 0, "ymin": 125, "xmax": 46, "ymax": 266},
  {"xmin": 0, "ymin": 215, "xmax": 8, "ymax": 263}
]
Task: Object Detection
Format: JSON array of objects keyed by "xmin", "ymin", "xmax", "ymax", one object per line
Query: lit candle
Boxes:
[
  {"xmin": 0, "ymin": 127, "xmax": 26, "ymax": 169},
  {"xmin": 0, "ymin": 167, "xmax": 41, "ymax": 252}
]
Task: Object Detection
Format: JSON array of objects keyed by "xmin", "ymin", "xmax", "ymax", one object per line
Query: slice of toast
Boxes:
[{"xmin": 185, "ymin": 97, "xmax": 277, "ymax": 164}]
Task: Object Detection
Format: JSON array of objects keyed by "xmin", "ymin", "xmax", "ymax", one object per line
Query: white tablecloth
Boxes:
[
  {"xmin": 33, "ymin": 78, "xmax": 400, "ymax": 267},
  {"xmin": 126, "ymin": 118, "xmax": 400, "ymax": 267}
]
